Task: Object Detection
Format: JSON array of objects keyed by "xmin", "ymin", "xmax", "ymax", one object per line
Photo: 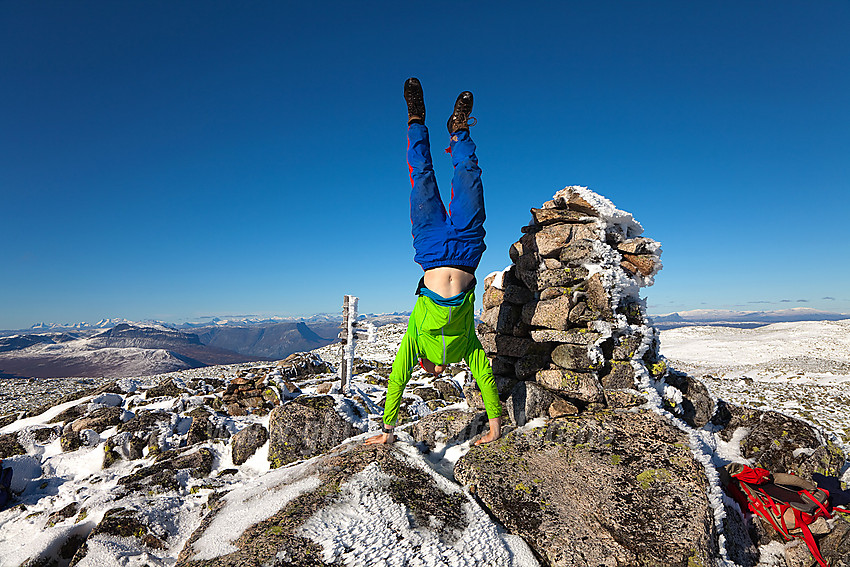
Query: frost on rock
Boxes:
[
  {"xmin": 477, "ymin": 185, "xmax": 794, "ymax": 567},
  {"xmin": 481, "ymin": 185, "xmax": 666, "ymax": 417},
  {"xmin": 474, "ymin": 186, "xmax": 739, "ymax": 565}
]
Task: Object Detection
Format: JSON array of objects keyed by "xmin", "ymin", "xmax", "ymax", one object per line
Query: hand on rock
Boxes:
[
  {"xmin": 364, "ymin": 432, "xmax": 394, "ymax": 445},
  {"xmin": 474, "ymin": 417, "xmax": 502, "ymax": 446}
]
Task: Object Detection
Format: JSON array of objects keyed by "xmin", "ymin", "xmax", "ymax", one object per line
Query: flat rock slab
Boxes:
[
  {"xmin": 411, "ymin": 408, "xmax": 491, "ymax": 450},
  {"xmin": 530, "ymin": 207, "xmax": 596, "ymax": 226},
  {"xmin": 535, "ymin": 368, "xmax": 604, "ymax": 403},
  {"xmin": 455, "ymin": 409, "xmax": 717, "ymax": 567},
  {"xmin": 521, "ymin": 296, "xmax": 572, "ymax": 331},
  {"xmin": 117, "ymin": 446, "xmax": 214, "ymax": 492},
  {"xmin": 529, "ymin": 329, "xmax": 600, "ymax": 345}
]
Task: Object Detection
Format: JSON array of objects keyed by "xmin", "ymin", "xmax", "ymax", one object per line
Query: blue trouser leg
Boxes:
[
  {"xmin": 446, "ymin": 130, "xmax": 486, "ymax": 268},
  {"xmin": 408, "ymin": 123, "xmax": 448, "ymax": 269},
  {"xmin": 407, "ymin": 124, "xmax": 486, "ymax": 271},
  {"xmin": 448, "ymin": 130, "xmax": 486, "ymax": 233}
]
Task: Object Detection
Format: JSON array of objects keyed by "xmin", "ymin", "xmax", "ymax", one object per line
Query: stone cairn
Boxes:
[
  {"xmin": 220, "ymin": 354, "xmax": 325, "ymax": 416},
  {"xmin": 477, "ymin": 186, "xmax": 665, "ymax": 420},
  {"xmin": 221, "ymin": 370, "xmax": 275, "ymax": 416}
]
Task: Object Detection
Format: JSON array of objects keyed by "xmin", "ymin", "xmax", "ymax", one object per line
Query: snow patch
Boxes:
[
  {"xmin": 554, "ymin": 185, "xmax": 644, "ymax": 239},
  {"xmin": 298, "ymin": 459, "xmax": 538, "ymax": 567},
  {"xmin": 486, "ymin": 265, "xmax": 513, "ymax": 290},
  {"xmin": 188, "ymin": 470, "xmax": 321, "ymax": 560}
]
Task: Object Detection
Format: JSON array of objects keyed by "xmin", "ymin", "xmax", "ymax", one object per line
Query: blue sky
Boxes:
[{"xmin": 2, "ymin": 1, "xmax": 848, "ymax": 330}]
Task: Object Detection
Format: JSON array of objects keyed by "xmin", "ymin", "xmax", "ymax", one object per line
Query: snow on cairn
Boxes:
[
  {"xmin": 475, "ymin": 186, "xmax": 849, "ymax": 566},
  {"xmin": 480, "ymin": 185, "xmax": 665, "ymax": 409}
]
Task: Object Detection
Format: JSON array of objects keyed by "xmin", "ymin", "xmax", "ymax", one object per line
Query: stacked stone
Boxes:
[
  {"xmin": 221, "ymin": 371, "xmax": 274, "ymax": 416},
  {"xmin": 277, "ymin": 352, "xmax": 330, "ymax": 378},
  {"xmin": 477, "ymin": 186, "xmax": 664, "ymax": 417}
]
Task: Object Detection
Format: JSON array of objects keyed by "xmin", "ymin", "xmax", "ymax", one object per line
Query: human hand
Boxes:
[
  {"xmin": 474, "ymin": 416, "xmax": 502, "ymax": 446},
  {"xmin": 364, "ymin": 432, "xmax": 394, "ymax": 445}
]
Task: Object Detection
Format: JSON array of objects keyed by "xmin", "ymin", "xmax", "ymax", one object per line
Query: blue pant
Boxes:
[{"xmin": 408, "ymin": 123, "xmax": 486, "ymax": 272}]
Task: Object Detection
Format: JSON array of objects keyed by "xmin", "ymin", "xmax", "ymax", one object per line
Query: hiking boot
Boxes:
[
  {"xmin": 404, "ymin": 77, "xmax": 425, "ymax": 125},
  {"xmin": 447, "ymin": 90, "xmax": 475, "ymax": 133}
]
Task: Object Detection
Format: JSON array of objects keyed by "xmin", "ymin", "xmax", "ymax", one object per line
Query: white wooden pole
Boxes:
[{"xmin": 338, "ymin": 295, "xmax": 375, "ymax": 395}]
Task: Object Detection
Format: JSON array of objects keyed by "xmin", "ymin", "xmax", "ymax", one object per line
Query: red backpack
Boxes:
[{"xmin": 722, "ymin": 463, "xmax": 849, "ymax": 567}]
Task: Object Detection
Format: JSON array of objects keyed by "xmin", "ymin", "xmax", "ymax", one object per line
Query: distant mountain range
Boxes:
[
  {"xmin": 28, "ymin": 319, "xmax": 126, "ymax": 331},
  {"xmin": 0, "ymin": 324, "xmax": 267, "ymax": 380},
  {"xmin": 23, "ymin": 315, "xmax": 335, "ymax": 333},
  {"xmin": 4, "ymin": 309, "xmax": 844, "ymax": 379},
  {"xmin": 0, "ymin": 314, "xmax": 411, "ymax": 380},
  {"xmin": 648, "ymin": 307, "xmax": 849, "ymax": 330},
  {"xmin": 13, "ymin": 312, "xmax": 412, "ymax": 334}
]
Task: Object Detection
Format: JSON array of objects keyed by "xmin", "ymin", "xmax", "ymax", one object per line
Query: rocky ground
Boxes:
[
  {"xmin": 0, "ymin": 363, "xmax": 262, "ymax": 420},
  {"xmin": 1, "ymin": 328, "xmax": 848, "ymax": 567},
  {"xmin": 0, "ymin": 342, "xmax": 543, "ymax": 567}
]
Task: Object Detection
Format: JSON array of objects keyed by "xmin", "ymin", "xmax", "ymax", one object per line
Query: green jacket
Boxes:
[{"xmin": 383, "ymin": 288, "xmax": 501, "ymax": 426}]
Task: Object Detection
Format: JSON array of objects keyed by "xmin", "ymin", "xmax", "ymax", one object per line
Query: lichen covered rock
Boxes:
[
  {"xmin": 231, "ymin": 423, "xmax": 269, "ymax": 465},
  {"xmin": 117, "ymin": 446, "xmax": 214, "ymax": 492},
  {"xmin": 70, "ymin": 506, "xmax": 168, "ymax": 564},
  {"xmin": 267, "ymin": 395, "xmax": 367, "ymax": 468},
  {"xmin": 410, "ymin": 408, "xmax": 490, "ymax": 450},
  {"xmin": 0, "ymin": 432, "xmax": 26, "ymax": 458},
  {"xmin": 714, "ymin": 403, "xmax": 846, "ymax": 478},
  {"xmin": 455, "ymin": 409, "xmax": 716, "ymax": 566}
]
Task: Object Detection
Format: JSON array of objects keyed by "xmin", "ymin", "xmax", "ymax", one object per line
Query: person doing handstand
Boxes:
[{"xmin": 365, "ymin": 78, "xmax": 502, "ymax": 446}]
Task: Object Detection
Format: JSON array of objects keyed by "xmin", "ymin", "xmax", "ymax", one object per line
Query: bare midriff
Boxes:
[{"xmin": 423, "ymin": 267, "xmax": 475, "ymax": 298}]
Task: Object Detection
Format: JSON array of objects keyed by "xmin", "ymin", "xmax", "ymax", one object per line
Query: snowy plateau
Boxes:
[
  {"xmin": 659, "ymin": 319, "xmax": 850, "ymax": 447},
  {"xmin": 0, "ymin": 319, "xmax": 848, "ymax": 567}
]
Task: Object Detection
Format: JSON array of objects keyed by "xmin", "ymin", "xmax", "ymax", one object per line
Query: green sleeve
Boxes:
[
  {"xmin": 465, "ymin": 337, "xmax": 503, "ymax": 420},
  {"xmin": 383, "ymin": 329, "xmax": 419, "ymax": 427}
]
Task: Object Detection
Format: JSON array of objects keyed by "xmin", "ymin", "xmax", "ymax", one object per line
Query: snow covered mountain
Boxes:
[
  {"xmin": 27, "ymin": 318, "xmax": 149, "ymax": 332},
  {"xmin": 12, "ymin": 312, "xmax": 411, "ymax": 335},
  {"xmin": 0, "ymin": 324, "xmax": 266, "ymax": 379}
]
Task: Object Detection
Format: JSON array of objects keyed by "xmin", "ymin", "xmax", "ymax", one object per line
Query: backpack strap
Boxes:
[
  {"xmin": 739, "ymin": 481, "xmax": 793, "ymax": 538},
  {"xmin": 800, "ymin": 489, "xmax": 831, "ymax": 518},
  {"xmin": 794, "ymin": 509, "xmax": 830, "ymax": 567},
  {"xmin": 725, "ymin": 464, "xmax": 837, "ymax": 566},
  {"xmin": 769, "ymin": 473, "xmax": 831, "ymax": 518},
  {"xmin": 727, "ymin": 463, "xmax": 772, "ymax": 484}
]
